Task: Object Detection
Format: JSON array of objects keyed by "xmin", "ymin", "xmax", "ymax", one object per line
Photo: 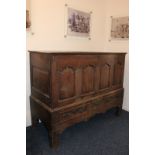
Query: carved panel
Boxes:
[
  {"xmin": 82, "ymin": 65, "xmax": 95, "ymax": 94},
  {"xmin": 59, "ymin": 67, "xmax": 75, "ymax": 100},
  {"xmin": 100, "ymin": 64, "xmax": 111, "ymax": 89}
]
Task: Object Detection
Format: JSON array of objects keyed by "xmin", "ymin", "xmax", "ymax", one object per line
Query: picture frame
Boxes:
[
  {"xmin": 64, "ymin": 5, "xmax": 92, "ymax": 39},
  {"xmin": 110, "ymin": 16, "xmax": 129, "ymax": 40},
  {"xmin": 26, "ymin": 10, "xmax": 31, "ymax": 29}
]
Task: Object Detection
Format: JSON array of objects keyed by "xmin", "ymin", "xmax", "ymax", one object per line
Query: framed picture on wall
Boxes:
[
  {"xmin": 64, "ymin": 5, "xmax": 92, "ymax": 39},
  {"xmin": 26, "ymin": 0, "xmax": 31, "ymax": 29},
  {"xmin": 26, "ymin": 10, "xmax": 31, "ymax": 29},
  {"xmin": 110, "ymin": 16, "xmax": 129, "ymax": 40}
]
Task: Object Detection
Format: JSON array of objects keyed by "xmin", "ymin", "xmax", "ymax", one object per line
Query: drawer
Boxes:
[
  {"xmin": 92, "ymin": 92, "xmax": 123, "ymax": 113},
  {"xmin": 53, "ymin": 104, "xmax": 87, "ymax": 124}
]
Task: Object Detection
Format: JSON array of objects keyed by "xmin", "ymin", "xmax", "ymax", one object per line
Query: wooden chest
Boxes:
[{"xmin": 29, "ymin": 51, "xmax": 126, "ymax": 148}]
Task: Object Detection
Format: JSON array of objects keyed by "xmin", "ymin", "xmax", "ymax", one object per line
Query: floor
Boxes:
[{"xmin": 26, "ymin": 109, "xmax": 129, "ymax": 155}]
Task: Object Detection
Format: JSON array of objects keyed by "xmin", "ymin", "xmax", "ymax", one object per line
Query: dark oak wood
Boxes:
[{"xmin": 29, "ymin": 51, "xmax": 126, "ymax": 148}]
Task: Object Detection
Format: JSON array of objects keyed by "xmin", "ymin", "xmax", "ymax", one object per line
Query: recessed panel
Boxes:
[
  {"xmin": 32, "ymin": 67, "xmax": 49, "ymax": 95},
  {"xmin": 59, "ymin": 67, "xmax": 75, "ymax": 100},
  {"xmin": 113, "ymin": 64, "xmax": 123, "ymax": 86},
  {"xmin": 82, "ymin": 66, "xmax": 95, "ymax": 93},
  {"xmin": 100, "ymin": 64, "xmax": 111, "ymax": 89}
]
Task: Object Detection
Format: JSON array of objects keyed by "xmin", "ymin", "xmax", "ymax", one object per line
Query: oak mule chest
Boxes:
[{"xmin": 29, "ymin": 51, "xmax": 126, "ymax": 148}]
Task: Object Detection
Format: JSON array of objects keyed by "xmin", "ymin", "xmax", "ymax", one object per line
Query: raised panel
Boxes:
[
  {"xmin": 99, "ymin": 55, "xmax": 116, "ymax": 91},
  {"xmin": 59, "ymin": 67, "xmax": 75, "ymax": 100},
  {"xmin": 112, "ymin": 54, "xmax": 125, "ymax": 87},
  {"xmin": 82, "ymin": 65, "xmax": 95, "ymax": 94},
  {"xmin": 113, "ymin": 63, "xmax": 124, "ymax": 86},
  {"xmin": 100, "ymin": 64, "xmax": 111, "ymax": 89}
]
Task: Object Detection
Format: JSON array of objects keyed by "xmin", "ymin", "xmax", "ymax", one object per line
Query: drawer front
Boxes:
[
  {"xmin": 53, "ymin": 104, "xmax": 87, "ymax": 124},
  {"xmin": 91, "ymin": 92, "xmax": 123, "ymax": 114}
]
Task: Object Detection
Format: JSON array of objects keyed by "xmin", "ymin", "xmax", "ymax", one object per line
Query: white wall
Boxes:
[
  {"xmin": 27, "ymin": 0, "xmax": 107, "ymax": 51},
  {"xmin": 26, "ymin": 0, "xmax": 129, "ymax": 126}
]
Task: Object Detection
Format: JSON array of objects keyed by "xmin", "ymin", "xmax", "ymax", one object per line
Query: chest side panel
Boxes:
[{"xmin": 30, "ymin": 52, "xmax": 51, "ymax": 106}]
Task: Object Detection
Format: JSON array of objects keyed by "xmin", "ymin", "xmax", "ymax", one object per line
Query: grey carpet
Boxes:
[{"xmin": 26, "ymin": 109, "xmax": 129, "ymax": 155}]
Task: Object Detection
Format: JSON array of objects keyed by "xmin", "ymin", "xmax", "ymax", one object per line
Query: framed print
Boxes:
[
  {"xmin": 26, "ymin": 0, "xmax": 31, "ymax": 29},
  {"xmin": 26, "ymin": 10, "xmax": 31, "ymax": 29},
  {"xmin": 110, "ymin": 16, "xmax": 129, "ymax": 40},
  {"xmin": 65, "ymin": 6, "xmax": 91, "ymax": 38}
]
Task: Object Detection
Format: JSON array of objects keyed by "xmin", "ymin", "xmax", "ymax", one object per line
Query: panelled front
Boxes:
[
  {"xmin": 29, "ymin": 52, "xmax": 125, "ymax": 108},
  {"xmin": 52, "ymin": 54, "xmax": 125, "ymax": 108}
]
